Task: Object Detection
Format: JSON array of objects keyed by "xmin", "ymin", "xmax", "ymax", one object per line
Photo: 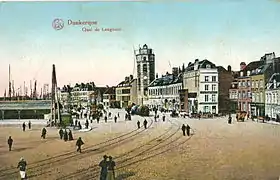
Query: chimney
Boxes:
[
  {"xmin": 125, "ymin": 76, "xmax": 129, "ymax": 81},
  {"xmin": 194, "ymin": 59, "xmax": 199, "ymax": 70},
  {"xmin": 227, "ymin": 65, "xmax": 232, "ymax": 72},
  {"xmin": 172, "ymin": 67, "xmax": 179, "ymax": 76},
  {"xmin": 129, "ymin": 75, "xmax": 133, "ymax": 80},
  {"xmin": 240, "ymin": 62, "xmax": 246, "ymax": 71},
  {"xmin": 156, "ymin": 73, "xmax": 158, "ymax": 79}
]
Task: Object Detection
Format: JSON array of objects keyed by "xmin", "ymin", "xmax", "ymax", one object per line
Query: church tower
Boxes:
[{"xmin": 135, "ymin": 44, "xmax": 155, "ymax": 105}]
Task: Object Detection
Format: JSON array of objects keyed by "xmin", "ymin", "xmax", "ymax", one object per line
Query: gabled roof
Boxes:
[
  {"xmin": 243, "ymin": 60, "xmax": 264, "ymax": 72},
  {"xmin": 250, "ymin": 63, "xmax": 271, "ymax": 76},
  {"xmin": 186, "ymin": 59, "xmax": 216, "ymax": 71},
  {"xmin": 149, "ymin": 73, "xmax": 182, "ymax": 87},
  {"xmin": 104, "ymin": 87, "xmax": 116, "ymax": 94},
  {"xmin": 117, "ymin": 79, "xmax": 136, "ymax": 88}
]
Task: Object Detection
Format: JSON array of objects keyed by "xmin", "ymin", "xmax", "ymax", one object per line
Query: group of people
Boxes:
[
  {"xmin": 22, "ymin": 121, "xmax": 32, "ymax": 131},
  {"xmin": 137, "ymin": 119, "xmax": 148, "ymax": 129},
  {"xmin": 59, "ymin": 128, "xmax": 74, "ymax": 141},
  {"xmin": 99, "ymin": 155, "xmax": 116, "ymax": 180},
  {"xmin": 181, "ymin": 124, "xmax": 191, "ymax": 136}
]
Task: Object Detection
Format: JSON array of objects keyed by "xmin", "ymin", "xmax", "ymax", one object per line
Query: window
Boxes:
[
  {"xmin": 212, "ymin": 84, "xmax": 216, "ymax": 91},
  {"xmin": 206, "ymin": 64, "xmax": 211, "ymax": 69},
  {"xmin": 247, "ymin": 91, "xmax": 251, "ymax": 98},
  {"xmin": 212, "ymin": 94, "xmax": 216, "ymax": 102},
  {"xmin": 242, "ymin": 91, "xmax": 246, "ymax": 98},
  {"xmin": 204, "ymin": 106, "xmax": 209, "ymax": 113},
  {"xmin": 238, "ymin": 82, "xmax": 242, "ymax": 87},
  {"xmin": 247, "ymin": 81, "xmax": 251, "ymax": 87},
  {"xmin": 205, "ymin": 85, "xmax": 209, "ymax": 91},
  {"xmin": 260, "ymin": 80, "xmax": 263, "ymax": 88},
  {"xmin": 205, "ymin": 76, "xmax": 209, "ymax": 82},
  {"xmin": 212, "ymin": 76, "xmax": 216, "ymax": 82},
  {"xmin": 256, "ymin": 81, "xmax": 259, "ymax": 88},
  {"xmin": 252, "ymin": 81, "xmax": 255, "ymax": 88},
  {"xmin": 205, "ymin": 95, "xmax": 209, "ymax": 102}
]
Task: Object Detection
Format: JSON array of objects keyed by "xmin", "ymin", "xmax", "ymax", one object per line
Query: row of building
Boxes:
[
  {"xmin": 57, "ymin": 44, "xmax": 280, "ymax": 119},
  {"xmin": 229, "ymin": 52, "xmax": 280, "ymax": 120}
]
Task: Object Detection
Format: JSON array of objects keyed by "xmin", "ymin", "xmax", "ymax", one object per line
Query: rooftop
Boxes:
[
  {"xmin": 149, "ymin": 74, "xmax": 182, "ymax": 87},
  {"xmin": 186, "ymin": 59, "xmax": 216, "ymax": 71}
]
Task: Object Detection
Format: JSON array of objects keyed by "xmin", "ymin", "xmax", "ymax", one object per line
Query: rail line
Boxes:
[
  {"xmin": 0, "ymin": 118, "xmax": 154, "ymax": 179},
  {"xmin": 81, "ymin": 119, "xmax": 194, "ymax": 180},
  {"xmin": 57, "ymin": 120, "xmax": 176, "ymax": 180}
]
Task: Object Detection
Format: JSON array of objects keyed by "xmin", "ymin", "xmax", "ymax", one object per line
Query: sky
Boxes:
[{"xmin": 0, "ymin": 1, "xmax": 280, "ymax": 96}]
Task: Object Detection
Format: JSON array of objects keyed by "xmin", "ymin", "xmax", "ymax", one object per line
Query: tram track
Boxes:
[
  {"xmin": 57, "ymin": 119, "xmax": 176, "ymax": 180},
  {"xmin": 0, "ymin": 118, "xmax": 154, "ymax": 180},
  {"xmin": 81, "ymin": 118, "xmax": 195, "ymax": 180}
]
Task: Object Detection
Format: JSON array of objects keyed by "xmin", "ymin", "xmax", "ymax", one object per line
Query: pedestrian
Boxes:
[
  {"xmin": 143, "ymin": 119, "xmax": 148, "ymax": 129},
  {"xmin": 154, "ymin": 115, "xmax": 157, "ymax": 122},
  {"xmin": 78, "ymin": 121, "xmax": 82, "ymax": 129},
  {"xmin": 105, "ymin": 116, "xmax": 107, "ymax": 123},
  {"xmin": 41, "ymin": 128, "xmax": 47, "ymax": 139},
  {"xmin": 76, "ymin": 137, "xmax": 84, "ymax": 153},
  {"xmin": 75, "ymin": 119, "xmax": 78, "ymax": 127},
  {"xmin": 97, "ymin": 116, "xmax": 100, "ymax": 123},
  {"xmin": 17, "ymin": 157, "xmax": 27, "ymax": 180},
  {"xmin": 114, "ymin": 116, "xmax": 117, "ymax": 123},
  {"xmin": 7, "ymin": 136, "xmax": 13, "ymax": 151},
  {"xmin": 228, "ymin": 115, "xmax": 232, "ymax": 124},
  {"xmin": 186, "ymin": 124, "xmax": 191, "ymax": 136},
  {"xmin": 64, "ymin": 129, "xmax": 68, "ymax": 141},
  {"xmin": 59, "ymin": 128, "xmax": 64, "ymax": 139},
  {"xmin": 107, "ymin": 156, "xmax": 116, "ymax": 180},
  {"xmin": 109, "ymin": 112, "xmax": 111, "ymax": 118},
  {"xmin": 137, "ymin": 120, "xmax": 140, "ymax": 129},
  {"xmin": 28, "ymin": 121, "xmax": 31, "ymax": 129},
  {"xmin": 85, "ymin": 119, "xmax": 89, "ymax": 129},
  {"xmin": 117, "ymin": 112, "xmax": 120, "ymax": 118},
  {"xmin": 125, "ymin": 114, "xmax": 128, "ymax": 120},
  {"xmin": 162, "ymin": 115, "xmax": 166, "ymax": 122},
  {"xmin": 99, "ymin": 155, "xmax": 108, "ymax": 180},
  {"xmin": 181, "ymin": 124, "xmax": 186, "ymax": 136},
  {"xmin": 22, "ymin": 122, "xmax": 26, "ymax": 132},
  {"xmin": 69, "ymin": 130, "xmax": 74, "ymax": 141}
]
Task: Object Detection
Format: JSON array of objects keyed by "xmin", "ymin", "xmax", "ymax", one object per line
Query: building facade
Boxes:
[
  {"xmin": 217, "ymin": 66, "xmax": 234, "ymax": 113},
  {"xmin": 103, "ymin": 87, "xmax": 116, "ymax": 108},
  {"xmin": 116, "ymin": 75, "xmax": 137, "ymax": 108},
  {"xmin": 146, "ymin": 73, "xmax": 183, "ymax": 111},
  {"xmin": 265, "ymin": 73, "xmax": 280, "ymax": 120},
  {"xmin": 135, "ymin": 44, "xmax": 155, "ymax": 105},
  {"xmin": 183, "ymin": 59, "xmax": 219, "ymax": 114}
]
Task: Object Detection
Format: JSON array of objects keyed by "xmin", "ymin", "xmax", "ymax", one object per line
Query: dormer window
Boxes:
[
  {"xmin": 143, "ymin": 57, "xmax": 146, "ymax": 61},
  {"xmin": 247, "ymin": 71, "xmax": 251, "ymax": 75},
  {"xmin": 206, "ymin": 64, "xmax": 211, "ymax": 69}
]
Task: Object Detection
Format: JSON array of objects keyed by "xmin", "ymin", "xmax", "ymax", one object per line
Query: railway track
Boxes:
[
  {"xmin": 57, "ymin": 119, "xmax": 176, "ymax": 180},
  {"xmin": 0, "ymin": 118, "xmax": 154, "ymax": 180},
  {"xmin": 81, "ymin": 118, "xmax": 195, "ymax": 180}
]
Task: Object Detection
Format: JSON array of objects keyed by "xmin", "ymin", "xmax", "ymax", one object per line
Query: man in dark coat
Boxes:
[
  {"xmin": 64, "ymin": 129, "xmax": 68, "ymax": 141},
  {"xmin": 22, "ymin": 122, "xmax": 26, "ymax": 132},
  {"xmin": 162, "ymin": 115, "xmax": 166, "ymax": 122},
  {"xmin": 7, "ymin": 136, "xmax": 13, "ymax": 151},
  {"xmin": 181, "ymin": 124, "xmax": 186, "ymax": 136},
  {"xmin": 114, "ymin": 116, "xmax": 117, "ymax": 123},
  {"xmin": 137, "ymin": 120, "xmax": 140, "ymax": 129},
  {"xmin": 68, "ymin": 130, "xmax": 74, "ymax": 141},
  {"xmin": 186, "ymin": 124, "xmax": 191, "ymax": 136},
  {"xmin": 28, "ymin": 121, "xmax": 31, "ymax": 129},
  {"xmin": 75, "ymin": 119, "xmax": 78, "ymax": 127},
  {"xmin": 17, "ymin": 157, "xmax": 27, "ymax": 180},
  {"xmin": 41, "ymin": 128, "xmax": 47, "ymax": 139},
  {"xmin": 78, "ymin": 121, "xmax": 82, "ymax": 129},
  {"xmin": 97, "ymin": 116, "xmax": 100, "ymax": 123},
  {"xmin": 228, "ymin": 115, "xmax": 232, "ymax": 124},
  {"xmin": 117, "ymin": 112, "xmax": 120, "ymax": 118},
  {"xmin": 154, "ymin": 115, "xmax": 157, "ymax": 122},
  {"xmin": 99, "ymin": 155, "xmax": 108, "ymax": 180},
  {"xmin": 143, "ymin": 119, "xmax": 148, "ymax": 129},
  {"xmin": 76, "ymin": 137, "xmax": 84, "ymax": 153},
  {"xmin": 59, "ymin": 128, "xmax": 64, "ymax": 139},
  {"xmin": 85, "ymin": 119, "xmax": 89, "ymax": 129},
  {"xmin": 105, "ymin": 116, "xmax": 107, "ymax": 123}
]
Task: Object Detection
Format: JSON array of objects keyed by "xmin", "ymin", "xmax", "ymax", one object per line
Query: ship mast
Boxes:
[{"xmin": 8, "ymin": 64, "xmax": 11, "ymax": 101}]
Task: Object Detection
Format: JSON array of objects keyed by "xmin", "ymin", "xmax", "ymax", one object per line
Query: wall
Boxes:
[{"xmin": 218, "ymin": 68, "xmax": 234, "ymax": 113}]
